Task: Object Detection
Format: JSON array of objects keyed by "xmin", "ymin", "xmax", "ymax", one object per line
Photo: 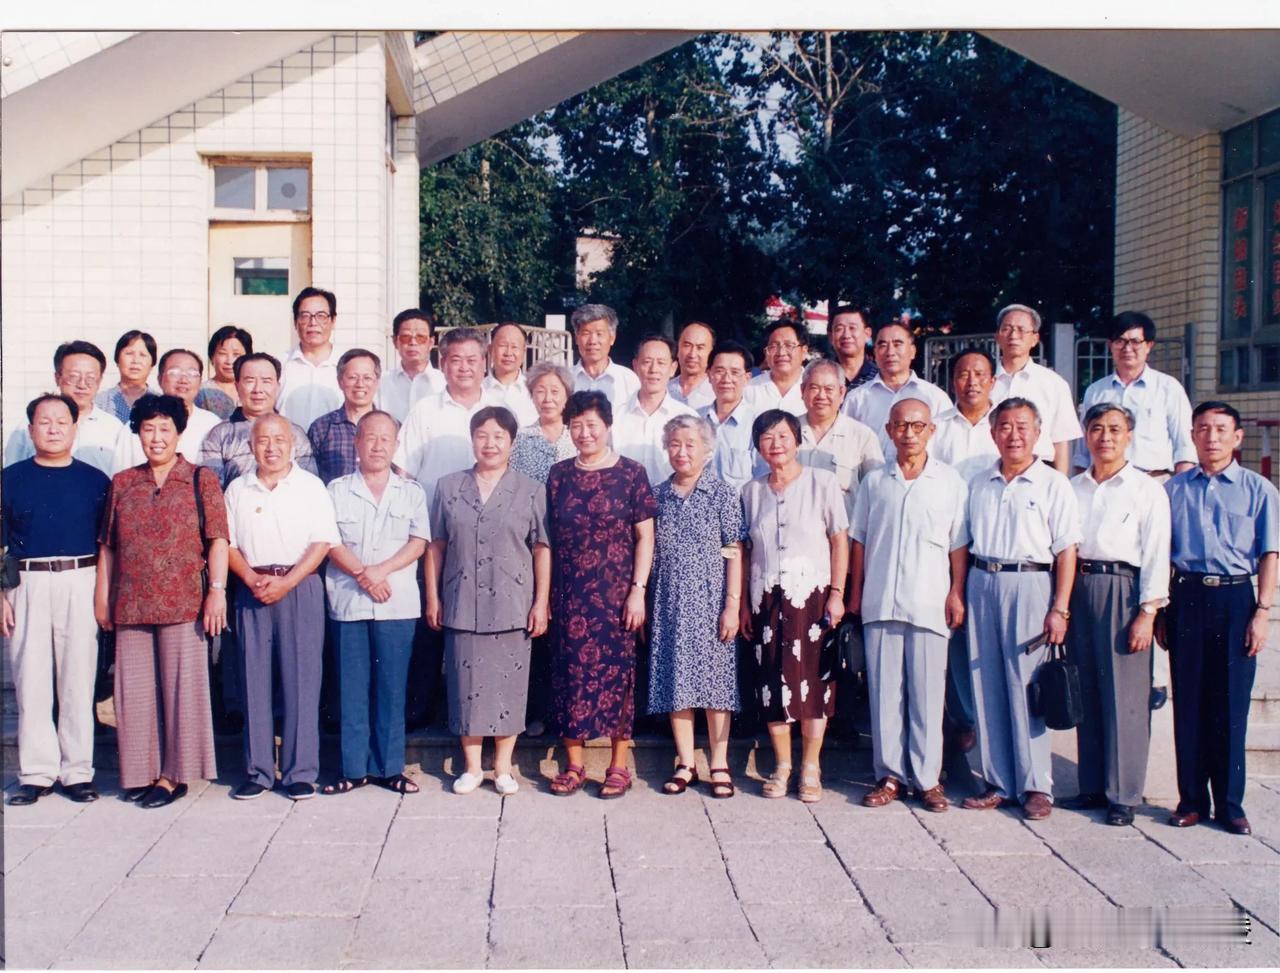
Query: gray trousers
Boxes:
[
  {"xmin": 234, "ymin": 574, "xmax": 325, "ymax": 788},
  {"xmin": 967, "ymin": 569, "xmax": 1054, "ymax": 802},
  {"xmin": 1067, "ymin": 571, "xmax": 1152, "ymax": 806},
  {"xmin": 864, "ymin": 620, "xmax": 948, "ymax": 791}
]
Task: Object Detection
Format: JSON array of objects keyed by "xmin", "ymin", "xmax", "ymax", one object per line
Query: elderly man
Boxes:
[
  {"xmin": 377, "ymin": 308, "xmax": 444, "ymax": 423},
  {"xmin": 278, "ymin": 287, "xmax": 345, "ymax": 430},
  {"xmin": 613, "ymin": 335, "xmax": 696, "ymax": 485},
  {"xmin": 989, "ymin": 303, "xmax": 1082, "ymax": 475},
  {"xmin": 669, "ymin": 321, "xmax": 716, "ymax": 410},
  {"xmin": 1162, "ymin": 402, "xmax": 1278, "ymax": 835},
  {"xmin": 5, "ymin": 341, "xmax": 124, "ymax": 476},
  {"xmin": 2, "ymin": 395, "xmax": 111, "ymax": 805},
  {"xmin": 224, "ymin": 414, "xmax": 340, "ymax": 800},
  {"xmin": 963, "ymin": 397, "xmax": 1080, "ymax": 820},
  {"xmin": 570, "ymin": 304, "xmax": 640, "ymax": 408},
  {"xmin": 324, "ymin": 410, "xmax": 430, "ymax": 794},
  {"xmin": 850, "ymin": 398, "xmax": 968, "ymax": 813},
  {"xmin": 308, "ymin": 349, "xmax": 382, "ymax": 485},
  {"xmin": 114, "ymin": 348, "xmax": 221, "ymax": 468},
  {"xmin": 791, "ymin": 359, "xmax": 882, "ymax": 519},
  {"xmin": 483, "ymin": 323, "xmax": 538, "ymax": 427},
  {"xmin": 1073, "ymin": 311, "xmax": 1195, "ymax": 480},
  {"xmin": 745, "ymin": 319, "xmax": 808, "ymax": 417},
  {"xmin": 700, "ymin": 340, "xmax": 757, "ymax": 491},
  {"xmin": 828, "ymin": 304, "xmax": 879, "ymax": 392},
  {"xmin": 1064, "ymin": 403, "xmax": 1171, "ymax": 826},
  {"xmin": 843, "ymin": 322, "xmax": 950, "ymax": 459}
]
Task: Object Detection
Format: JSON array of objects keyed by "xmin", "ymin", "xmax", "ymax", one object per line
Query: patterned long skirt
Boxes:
[{"xmin": 752, "ymin": 586, "xmax": 836, "ymax": 723}]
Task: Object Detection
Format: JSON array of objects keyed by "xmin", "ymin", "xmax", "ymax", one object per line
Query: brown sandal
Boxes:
[
  {"xmin": 550, "ymin": 763, "xmax": 586, "ymax": 796},
  {"xmin": 708, "ymin": 767, "xmax": 735, "ymax": 799},
  {"xmin": 663, "ymin": 763, "xmax": 698, "ymax": 795},
  {"xmin": 599, "ymin": 765, "xmax": 632, "ymax": 799}
]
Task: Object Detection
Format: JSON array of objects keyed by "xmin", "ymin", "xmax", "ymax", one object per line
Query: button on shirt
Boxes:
[
  {"xmin": 931, "ymin": 406, "xmax": 999, "ymax": 483},
  {"xmin": 1072, "ymin": 463, "xmax": 1171, "ymax": 605},
  {"xmin": 277, "ymin": 346, "xmax": 345, "ymax": 431},
  {"xmin": 795, "ymin": 414, "xmax": 884, "ymax": 520},
  {"xmin": 1165, "ymin": 461, "xmax": 1280, "ymax": 576},
  {"xmin": 699, "ymin": 400, "xmax": 757, "ymax": 492},
  {"xmin": 968, "ymin": 460, "xmax": 1081, "ymax": 563},
  {"xmin": 572, "ymin": 360, "xmax": 640, "ymax": 409},
  {"xmin": 376, "ymin": 362, "xmax": 444, "ymax": 423},
  {"xmin": 990, "ymin": 359, "xmax": 1083, "ymax": 462},
  {"xmin": 744, "ymin": 372, "xmax": 805, "ymax": 417},
  {"xmin": 668, "ymin": 375, "xmax": 715, "ymax": 411},
  {"xmin": 223, "ymin": 462, "xmax": 341, "ymax": 567},
  {"xmin": 852, "ymin": 458, "xmax": 970, "ymax": 637},
  {"xmin": 4, "ymin": 407, "xmax": 124, "ymax": 477},
  {"xmin": 842, "ymin": 372, "xmax": 952, "ymax": 460},
  {"xmin": 1073, "ymin": 366, "xmax": 1195, "ymax": 472},
  {"xmin": 325, "ymin": 470, "xmax": 430, "ymax": 621},
  {"xmin": 482, "ymin": 372, "xmax": 538, "ymax": 428},
  {"xmin": 393, "ymin": 389, "xmax": 498, "ymax": 506},
  {"xmin": 612, "ymin": 393, "xmax": 696, "ymax": 486},
  {"xmin": 113, "ymin": 406, "xmax": 221, "ymax": 470}
]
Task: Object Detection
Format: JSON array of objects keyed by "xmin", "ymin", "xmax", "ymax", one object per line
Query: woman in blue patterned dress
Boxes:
[{"xmin": 648, "ymin": 415, "xmax": 745, "ymax": 798}]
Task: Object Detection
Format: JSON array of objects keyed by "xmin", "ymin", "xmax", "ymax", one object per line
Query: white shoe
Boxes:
[
  {"xmin": 494, "ymin": 773, "xmax": 519, "ymax": 796},
  {"xmin": 452, "ymin": 771, "xmax": 483, "ymax": 795}
]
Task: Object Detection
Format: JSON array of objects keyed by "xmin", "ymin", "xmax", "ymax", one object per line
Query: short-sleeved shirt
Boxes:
[
  {"xmin": 4, "ymin": 407, "xmax": 124, "ymax": 478},
  {"xmin": 393, "ymin": 389, "xmax": 499, "ymax": 506},
  {"xmin": 308, "ymin": 407, "xmax": 360, "ymax": 485},
  {"xmin": 1072, "ymin": 463, "xmax": 1171, "ymax": 605},
  {"xmin": 842, "ymin": 371, "xmax": 952, "ymax": 460},
  {"xmin": 741, "ymin": 466, "xmax": 849, "ymax": 615},
  {"xmin": 2, "ymin": 458, "xmax": 110, "ymax": 558},
  {"xmin": 1073, "ymin": 366, "xmax": 1195, "ymax": 472},
  {"xmin": 611, "ymin": 393, "xmax": 697, "ymax": 486},
  {"xmin": 667, "ymin": 375, "xmax": 715, "ymax": 411},
  {"xmin": 572, "ymin": 360, "xmax": 640, "ymax": 409},
  {"xmin": 376, "ymin": 362, "xmax": 445, "ymax": 423},
  {"xmin": 852, "ymin": 457, "xmax": 970, "ymax": 637},
  {"xmin": 931, "ymin": 405, "xmax": 999, "ymax": 483},
  {"xmin": 198, "ymin": 409, "xmax": 317, "ymax": 489},
  {"xmin": 113, "ymin": 406, "xmax": 221, "ymax": 470},
  {"xmin": 990, "ymin": 359, "xmax": 1083, "ymax": 461},
  {"xmin": 967, "ymin": 460, "xmax": 1081, "ymax": 564},
  {"xmin": 325, "ymin": 470, "xmax": 430, "ymax": 621},
  {"xmin": 482, "ymin": 373, "xmax": 539, "ymax": 428},
  {"xmin": 1165, "ymin": 461, "xmax": 1280, "ymax": 576},
  {"xmin": 700, "ymin": 399, "xmax": 757, "ymax": 492},
  {"xmin": 277, "ymin": 346, "xmax": 345, "ymax": 431},
  {"xmin": 795, "ymin": 414, "xmax": 884, "ymax": 520},
  {"xmin": 744, "ymin": 372, "xmax": 805, "ymax": 417},
  {"xmin": 99, "ymin": 458, "xmax": 229, "ymax": 625},
  {"xmin": 223, "ymin": 462, "xmax": 341, "ymax": 567}
]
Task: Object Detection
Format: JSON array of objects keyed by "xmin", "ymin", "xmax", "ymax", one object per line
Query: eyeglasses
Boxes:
[
  {"xmin": 889, "ymin": 421, "xmax": 930, "ymax": 434},
  {"xmin": 997, "ymin": 325, "xmax": 1036, "ymax": 337},
  {"xmin": 397, "ymin": 333, "xmax": 431, "ymax": 344},
  {"xmin": 766, "ymin": 341, "xmax": 802, "ymax": 353},
  {"xmin": 296, "ymin": 311, "xmax": 332, "ymax": 324},
  {"xmin": 59, "ymin": 372, "xmax": 99, "ymax": 386},
  {"xmin": 1110, "ymin": 338, "xmax": 1149, "ymax": 349},
  {"xmin": 164, "ymin": 368, "xmax": 202, "ymax": 379}
]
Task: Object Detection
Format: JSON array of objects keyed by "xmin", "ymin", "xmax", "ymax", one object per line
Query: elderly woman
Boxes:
[
  {"xmin": 509, "ymin": 361, "xmax": 576, "ymax": 483},
  {"xmin": 94, "ymin": 394, "xmax": 228, "ymax": 807},
  {"xmin": 648, "ymin": 415, "xmax": 745, "ymax": 798},
  {"xmin": 741, "ymin": 408, "xmax": 848, "ymax": 803},
  {"xmin": 546, "ymin": 390, "xmax": 657, "ymax": 798},
  {"xmin": 196, "ymin": 325, "xmax": 253, "ymax": 419},
  {"xmin": 426, "ymin": 406, "xmax": 550, "ymax": 796},
  {"xmin": 96, "ymin": 330, "xmax": 158, "ymax": 422}
]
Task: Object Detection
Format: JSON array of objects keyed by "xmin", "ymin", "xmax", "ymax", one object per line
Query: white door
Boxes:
[{"xmin": 208, "ymin": 222, "xmax": 312, "ymax": 361}]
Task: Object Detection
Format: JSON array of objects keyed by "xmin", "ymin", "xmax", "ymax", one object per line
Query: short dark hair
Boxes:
[
  {"xmin": 54, "ymin": 340, "xmax": 107, "ymax": 374},
  {"xmin": 129, "ymin": 393, "xmax": 188, "ymax": 434},
  {"xmin": 158, "ymin": 348, "xmax": 203, "ymax": 375},
  {"xmin": 1192, "ymin": 400, "xmax": 1242, "ymax": 429},
  {"xmin": 114, "ymin": 330, "xmax": 157, "ymax": 366},
  {"xmin": 634, "ymin": 334, "xmax": 676, "ymax": 359},
  {"xmin": 751, "ymin": 408, "xmax": 802, "ymax": 451},
  {"xmin": 830, "ymin": 304, "xmax": 871, "ymax": 326},
  {"xmin": 233, "ymin": 352, "xmax": 282, "ymax": 381},
  {"xmin": 950, "ymin": 346, "xmax": 996, "ymax": 376},
  {"xmin": 563, "ymin": 390, "xmax": 613, "ymax": 428},
  {"xmin": 1108, "ymin": 311, "xmax": 1156, "ymax": 343},
  {"xmin": 763, "ymin": 319, "xmax": 809, "ymax": 347},
  {"xmin": 27, "ymin": 393, "xmax": 79, "ymax": 424},
  {"xmin": 873, "ymin": 321, "xmax": 915, "ymax": 342},
  {"xmin": 337, "ymin": 348, "xmax": 382, "ymax": 379},
  {"xmin": 989, "ymin": 396, "xmax": 1041, "ymax": 426},
  {"xmin": 208, "ymin": 325, "xmax": 254, "ymax": 362},
  {"xmin": 470, "ymin": 405, "xmax": 519, "ymax": 440},
  {"xmin": 293, "ymin": 286, "xmax": 336, "ymax": 318},
  {"xmin": 392, "ymin": 308, "xmax": 432, "ymax": 337},
  {"xmin": 1083, "ymin": 402, "xmax": 1136, "ymax": 431},
  {"xmin": 710, "ymin": 339, "xmax": 754, "ymax": 372}
]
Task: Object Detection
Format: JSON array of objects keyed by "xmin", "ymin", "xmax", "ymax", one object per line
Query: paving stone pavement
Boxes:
[{"xmin": 4, "ymin": 727, "xmax": 1279, "ymax": 971}]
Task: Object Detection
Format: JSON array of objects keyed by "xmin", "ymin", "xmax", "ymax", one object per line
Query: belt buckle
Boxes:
[
  {"xmin": 1202, "ymin": 575, "xmax": 1221, "ymax": 587},
  {"xmin": 986, "ymin": 560, "xmax": 1001, "ymax": 574}
]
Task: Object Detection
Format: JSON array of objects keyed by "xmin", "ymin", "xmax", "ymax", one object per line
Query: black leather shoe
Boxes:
[
  {"xmin": 1217, "ymin": 815, "xmax": 1252, "ymax": 836},
  {"xmin": 1150, "ymin": 686, "xmax": 1168, "ymax": 710},
  {"xmin": 1060, "ymin": 792, "xmax": 1108, "ymax": 810},
  {"xmin": 7, "ymin": 784, "xmax": 53, "ymax": 806},
  {"xmin": 123, "ymin": 785, "xmax": 152, "ymax": 802},
  {"xmin": 1107, "ymin": 803, "xmax": 1135, "ymax": 826},
  {"xmin": 231, "ymin": 780, "xmax": 268, "ymax": 800},
  {"xmin": 140, "ymin": 782, "xmax": 187, "ymax": 809},
  {"xmin": 62, "ymin": 782, "xmax": 99, "ymax": 803},
  {"xmin": 285, "ymin": 781, "xmax": 316, "ymax": 801}
]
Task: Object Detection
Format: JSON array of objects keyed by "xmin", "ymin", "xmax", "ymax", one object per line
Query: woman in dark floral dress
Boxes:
[{"xmin": 546, "ymin": 391, "xmax": 657, "ymax": 799}]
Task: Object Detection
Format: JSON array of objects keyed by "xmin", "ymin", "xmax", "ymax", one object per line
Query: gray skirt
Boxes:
[{"xmin": 444, "ymin": 628, "xmax": 531, "ymax": 736}]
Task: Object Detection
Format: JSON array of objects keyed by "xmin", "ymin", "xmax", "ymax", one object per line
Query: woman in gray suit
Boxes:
[{"xmin": 425, "ymin": 406, "xmax": 551, "ymax": 796}]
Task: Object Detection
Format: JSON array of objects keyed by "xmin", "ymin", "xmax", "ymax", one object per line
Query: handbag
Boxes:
[
  {"xmin": 819, "ymin": 616, "xmax": 861, "ymax": 683},
  {"xmin": 1028, "ymin": 640, "xmax": 1084, "ymax": 730}
]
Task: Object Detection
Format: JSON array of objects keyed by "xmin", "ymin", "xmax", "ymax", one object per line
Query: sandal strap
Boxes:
[{"xmin": 603, "ymin": 766, "xmax": 632, "ymax": 785}]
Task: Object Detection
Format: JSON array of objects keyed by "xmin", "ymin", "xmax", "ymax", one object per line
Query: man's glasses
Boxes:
[
  {"xmin": 1110, "ymin": 338, "xmax": 1149, "ymax": 349},
  {"xmin": 296, "ymin": 311, "xmax": 332, "ymax": 324},
  {"xmin": 766, "ymin": 341, "xmax": 801, "ymax": 353},
  {"xmin": 889, "ymin": 421, "xmax": 930, "ymax": 434},
  {"xmin": 397, "ymin": 333, "xmax": 431, "ymax": 345}
]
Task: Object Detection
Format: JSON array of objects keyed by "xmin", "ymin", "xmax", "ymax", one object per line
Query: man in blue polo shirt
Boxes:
[{"xmin": 2, "ymin": 394, "xmax": 111, "ymax": 805}]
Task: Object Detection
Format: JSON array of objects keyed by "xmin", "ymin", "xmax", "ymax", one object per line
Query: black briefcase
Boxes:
[{"xmin": 1028, "ymin": 640, "xmax": 1084, "ymax": 730}]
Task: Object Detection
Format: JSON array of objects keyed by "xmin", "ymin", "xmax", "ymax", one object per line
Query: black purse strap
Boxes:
[{"xmin": 192, "ymin": 464, "xmax": 206, "ymax": 537}]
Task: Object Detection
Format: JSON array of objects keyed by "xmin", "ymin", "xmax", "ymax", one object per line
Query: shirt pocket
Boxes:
[
  {"xmin": 1218, "ymin": 505, "xmax": 1256, "ymax": 556},
  {"xmin": 335, "ymin": 516, "xmax": 362, "ymax": 548}
]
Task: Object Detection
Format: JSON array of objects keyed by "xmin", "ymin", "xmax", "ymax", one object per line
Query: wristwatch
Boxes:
[{"xmin": 1050, "ymin": 607, "xmax": 1071, "ymax": 620}]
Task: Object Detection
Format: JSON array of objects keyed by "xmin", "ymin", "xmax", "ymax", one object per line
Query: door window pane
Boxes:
[
  {"xmin": 266, "ymin": 168, "xmax": 309, "ymax": 211},
  {"xmin": 233, "ymin": 257, "xmax": 289, "ymax": 295},
  {"xmin": 1220, "ymin": 350, "xmax": 1235, "ymax": 388},
  {"xmin": 1224, "ymin": 124, "xmax": 1254, "ymax": 180},
  {"xmin": 214, "ymin": 166, "xmax": 255, "ymax": 209},
  {"xmin": 1260, "ymin": 109, "xmax": 1280, "ymax": 168},
  {"xmin": 1261, "ymin": 345, "xmax": 1280, "ymax": 385}
]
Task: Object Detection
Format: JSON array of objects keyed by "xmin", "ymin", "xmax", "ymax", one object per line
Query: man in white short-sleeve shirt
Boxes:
[
  {"xmin": 699, "ymin": 340, "xmax": 758, "ymax": 491},
  {"xmin": 745, "ymin": 320, "xmax": 808, "ymax": 417},
  {"xmin": 376, "ymin": 309, "xmax": 445, "ymax": 423},
  {"xmin": 931, "ymin": 347, "xmax": 1000, "ymax": 485},
  {"xmin": 277, "ymin": 287, "xmax": 346, "ymax": 430},
  {"xmin": 569, "ymin": 304, "xmax": 640, "ymax": 409},
  {"xmin": 612, "ymin": 335, "xmax": 696, "ymax": 485},
  {"xmin": 843, "ymin": 322, "xmax": 950, "ymax": 460}
]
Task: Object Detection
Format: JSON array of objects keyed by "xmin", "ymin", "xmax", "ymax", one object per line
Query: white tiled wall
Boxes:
[
  {"xmin": 0, "ymin": 31, "xmax": 134, "ymax": 96},
  {"xmin": 412, "ymin": 31, "xmax": 577, "ymax": 112}
]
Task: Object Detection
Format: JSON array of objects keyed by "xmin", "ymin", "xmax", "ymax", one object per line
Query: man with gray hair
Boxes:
[
  {"xmin": 308, "ymin": 349, "xmax": 382, "ymax": 485},
  {"xmin": 570, "ymin": 304, "xmax": 640, "ymax": 408},
  {"xmin": 989, "ymin": 303, "xmax": 1082, "ymax": 475},
  {"xmin": 794, "ymin": 358, "xmax": 883, "ymax": 520}
]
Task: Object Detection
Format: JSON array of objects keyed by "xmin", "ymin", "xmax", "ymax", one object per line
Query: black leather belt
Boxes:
[
  {"xmin": 970, "ymin": 556, "xmax": 1051, "ymax": 574},
  {"xmin": 19, "ymin": 555, "xmax": 97, "ymax": 572},
  {"xmin": 251, "ymin": 564, "xmax": 295, "ymax": 577},
  {"xmin": 1174, "ymin": 570, "xmax": 1252, "ymax": 588},
  {"xmin": 1079, "ymin": 559, "xmax": 1137, "ymax": 578}
]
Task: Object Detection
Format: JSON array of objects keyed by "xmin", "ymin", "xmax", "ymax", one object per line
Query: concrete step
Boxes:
[{"xmin": 1246, "ymin": 722, "xmax": 1280, "ymax": 776}]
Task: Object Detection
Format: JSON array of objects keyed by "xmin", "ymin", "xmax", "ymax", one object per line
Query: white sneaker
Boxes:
[
  {"xmin": 452, "ymin": 771, "xmax": 483, "ymax": 795},
  {"xmin": 494, "ymin": 773, "xmax": 519, "ymax": 796}
]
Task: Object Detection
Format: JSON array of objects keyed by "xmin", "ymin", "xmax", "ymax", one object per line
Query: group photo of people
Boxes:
[{"xmin": 3, "ymin": 288, "xmax": 1276, "ymax": 837}]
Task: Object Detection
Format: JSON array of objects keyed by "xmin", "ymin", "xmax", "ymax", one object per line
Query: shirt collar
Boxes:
[
  {"xmin": 1109, "ymin": 367, "xmax": 1149, "ymax": 388},
  {"xmin": 887, "ymin": 454, "xmax": 941, "ymax": 481},
  {"xmin": 870, "ymin": 370, "xmax": 919, "ymax": 393},
  {"xmin": 574, "ymin": 359, "xmax": 615, "ymax": 379},
  {"xmin": 1191, "ymin": 460, "xmax": 1240, "ymax": 483},
  {"xmin": 249, "ymin": 461, "xmax": 301, "ymax": 493},
  {"xmin": 483, "ymin": 371, "xmax": 525, "ymax": 391},
  {"xmin": 390, "ymin": 360, "xmax": 437, "ymax": 382},
  {"xmin": 283, "ymin": 346, "xmax": 340, "ymax": 369},
  {"xmin": 1082, "ymin": 461, "xmax": 1137, "ymax": 488}
]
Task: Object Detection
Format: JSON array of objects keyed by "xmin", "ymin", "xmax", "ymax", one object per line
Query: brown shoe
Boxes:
[
  {"xmin": 862, "ymin": 777, "xmax": 903, "ymax": 807},
  {"xmin": 1169, "ymin": 809, "xmax": 1201, "ymax": 828},
  {"xmin": 1022, "ymin": 791, "xmax": 1052, "ymax": 820},
  {"xmin": 962, "ymin": 787, "xmax": 1004, "ymax": 810},
  {"xmin": 920, "ymin": 784, "xmax": 949, "ymax": 813}
]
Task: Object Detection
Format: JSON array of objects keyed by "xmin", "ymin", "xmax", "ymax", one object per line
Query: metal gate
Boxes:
[{"xmin": 921, "ymin": 334, "xmax": 1045, "ymax": 393}]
